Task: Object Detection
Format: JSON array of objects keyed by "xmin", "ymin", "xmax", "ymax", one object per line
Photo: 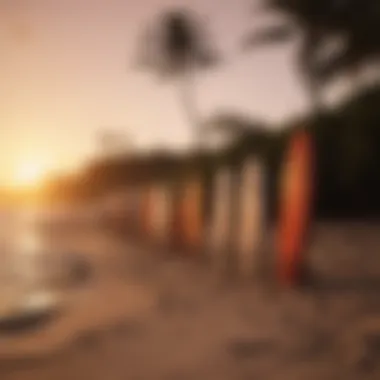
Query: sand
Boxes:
[{"xmin": 0, "ymin": 222, "xmax": 379, "ymax": 380}]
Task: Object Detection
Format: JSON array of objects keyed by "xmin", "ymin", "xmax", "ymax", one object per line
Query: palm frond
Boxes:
[
  {"xmin": 134, "ymin": 8, "xmax": 219, "ymax": 77},
  {"xmin": 315, "ymin": 46, "xmax": 359, "ymax": 83},
  {"xmin": 242, "ymin": 24, "xmax": 296, "ymax": 51}
]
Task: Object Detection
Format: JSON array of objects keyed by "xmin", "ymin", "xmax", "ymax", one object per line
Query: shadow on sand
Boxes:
[
  {"xmin": 0, "ymin": 308, "xmax": 62, "ymax": 337},
  {"xmin": 303, "ymin": 272, "xmax": 380, "ymax": 295}
]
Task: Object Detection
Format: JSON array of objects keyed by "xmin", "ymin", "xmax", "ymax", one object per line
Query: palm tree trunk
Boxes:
[
  {"xmin": 308, "ymin": 77, "xmax": 324, "ymax": 115},
  {"xmin": 180, "ymin": 70, "xmax": 203, "ymax": 150},
  {"xmin": 300, "ymin": 31, "xmax": 324, "ymax": 116},
  {"xmin": 349, "ymin": 63, "xmax": 364, "ymax": 94}
]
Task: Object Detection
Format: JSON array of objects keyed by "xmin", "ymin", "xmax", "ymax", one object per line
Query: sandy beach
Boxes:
[{"xmin": 0, "ymin": 223, "xmax": 379, "ymax": 380}]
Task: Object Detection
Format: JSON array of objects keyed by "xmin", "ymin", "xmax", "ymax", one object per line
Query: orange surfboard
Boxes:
[
  {"xmin": 276, "ymin": 130, "xmax": 314, "ymax": 286},
  {"xmin": 182, "ymin": 179, "xmax": 204, "ymax": 250},
  {"xmin": 170, "ymin": 179, "xmax": 204, "ymax": 251},
  {"xmin": 141, "ymin": 186, "xmax": 153, "ymax": 236},
  {"xmin": 170, "ymin": 184, "xmax": 185, "ymax": 249}
]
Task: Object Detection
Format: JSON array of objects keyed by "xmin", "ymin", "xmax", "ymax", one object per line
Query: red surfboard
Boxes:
[{"xmin": 276, "ymin": 130, "xmax": 314, "ymax": 286}]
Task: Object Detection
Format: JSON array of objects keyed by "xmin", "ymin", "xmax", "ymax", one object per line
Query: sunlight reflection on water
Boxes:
[
  {"xmin": 0, "ymin": 207, "xmax": 48, "ymax": 305},
  {"xmin": 0, "ymin": 207, "xmax": 73, "ymax": 317}
]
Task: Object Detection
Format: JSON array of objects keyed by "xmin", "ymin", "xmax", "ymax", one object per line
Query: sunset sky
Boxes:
[{"xmin": 1, "ymin": 0, "xmax": 334, "ymax": 186}]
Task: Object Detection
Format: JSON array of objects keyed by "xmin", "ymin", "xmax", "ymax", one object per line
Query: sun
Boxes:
[{"xmin": 12, "ymin": 161, "xmax": 48, "ymax": 189}]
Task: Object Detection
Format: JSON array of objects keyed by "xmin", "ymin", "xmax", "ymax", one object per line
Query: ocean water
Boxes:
[{"xmin": 0, "ymin": 207, "xmax": 52, "ymax": 310}]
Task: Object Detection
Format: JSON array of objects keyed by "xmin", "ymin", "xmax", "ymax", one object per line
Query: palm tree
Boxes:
[
  {"xmin": 315, "ymin": 1, "xmax": 380, "ymax": 85},
  {"xmin": 136, "ymin": 8, "xmax": 219, "ymax": 149},
  {"xmin": 243, "ymin": 0, "xmax": 380, "ymax": 110},
  {"xmin": 242, "ymin": 1, "xmax": 339, "ymax": 114}
]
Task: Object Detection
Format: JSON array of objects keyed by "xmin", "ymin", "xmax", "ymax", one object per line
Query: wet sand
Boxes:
[{"xmin": 1, "ymin": 223, "xmax": 380, "ymax": 380}]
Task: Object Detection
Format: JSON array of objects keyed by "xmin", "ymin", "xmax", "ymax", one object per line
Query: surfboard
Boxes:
[
  {"xmin": 151, "ymin": 184, "xmax": 171, "ymax": 244},
  {"xmin": 170, "ymin": 183, "xmax": 185, "ymax": 249},
  {"xmin": 141, "ymin": 186, "xmax": 153, "ymax": 237},
  {"xmin": 276, "ymin": 130, "xmax": 314, "ymax": 286},
  {"xmin": 182, "ymin": 178, "xmax": 204, "ymax": 251},
  {"xmin": 208, "ymin": 168, "xmax": 232, "ymax": 271},
  {"xmin": 236, "ymin": 158, "xmax": 265, "ymax": 279}
]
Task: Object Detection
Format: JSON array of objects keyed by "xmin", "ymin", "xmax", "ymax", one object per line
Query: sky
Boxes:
[{"xmin": 0, "ymin": 0, "xmax": 313, "ymax": 185}]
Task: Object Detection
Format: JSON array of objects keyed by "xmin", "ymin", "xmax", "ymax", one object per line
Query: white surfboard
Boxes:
[
  {"xmin": 236, "ymin": 158, "xmax": 265, "ymax": 279},
  {"xmin": 151, "ymin": 184, "xmax": 171, "ymax": 244},
  {"xmin": 208, "ymin": 168, "xmax": 232, "ymax": 271}
]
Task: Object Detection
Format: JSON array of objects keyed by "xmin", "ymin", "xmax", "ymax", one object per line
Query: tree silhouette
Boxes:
[
  {"xmin": 315, "ymin": 0, "xmax": 380, "ymax": 84},
  {"xmin": 136, "ymin": 8, "xmax": 219, "ymax": 149},
  {"xmin": 243, "ymin": 0, "xmax": 380, "ymax": 109},
  {"xmin": 243, "ymin": 1, "xmax": 331, "ymax": 113},
  {"xmin": 244, "ymin": 0, "xmax": 380, "ymax": 110}
]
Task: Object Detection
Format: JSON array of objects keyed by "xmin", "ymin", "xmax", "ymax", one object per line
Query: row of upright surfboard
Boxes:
[{"xmin": 106, "ymin": 130, "xmax": 314, "ymax": 286}]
